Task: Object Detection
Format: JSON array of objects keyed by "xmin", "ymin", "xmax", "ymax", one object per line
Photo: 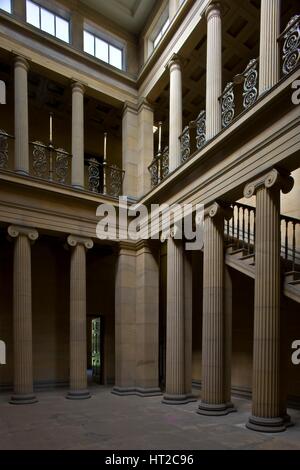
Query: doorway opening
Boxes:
[{"xmin": 87, "ymin": 316, "xmax": 105, "ymax": 385}]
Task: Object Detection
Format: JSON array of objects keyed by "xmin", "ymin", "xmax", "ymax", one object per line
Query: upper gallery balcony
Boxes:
[
  {"xmin": 148, "ymin": 0, "xmax": 300, "ymax": 189},
  {"xmin": 0, "ymin": 52, "xmax": 125, "ymax": 199}
]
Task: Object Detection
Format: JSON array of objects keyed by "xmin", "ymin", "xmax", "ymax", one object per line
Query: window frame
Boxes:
[
  {"xmin": 83, "ymin": 29, "xmax": 124, "ymax": 71},
  {"xmin": 25, "ymin": 0, "xmax": 70, "ymax": 44}
]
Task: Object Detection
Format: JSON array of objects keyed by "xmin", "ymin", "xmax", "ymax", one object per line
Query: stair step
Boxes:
[
  {"xmin": 240, "ymin": 254, "xmax": 255, "ymax": 261},
  {"xmin": 228, "ymin": 248, "xmax": 248, "ymax": 257},
  {"xmin": 288, "ymin": 280, "xmax": 300, "ymax": 286},
  {"xmin": 285, "ymin": 271, "xmax": 300, "ymax": 282}
]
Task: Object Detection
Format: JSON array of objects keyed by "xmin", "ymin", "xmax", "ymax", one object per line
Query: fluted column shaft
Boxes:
[
  {"xmin": 184, "ymin": 253, "xmax": 193, "ymax": 398},
  {"xmin": 259, "ymin": 0, "xmax": 281, "ymax": 94},
  {"xmin": 205, "ymin": 3, "xmax": 222, "ymax": 140},
  {"xmin": 198, "ymin": 204, "xmax": 234, "ymax": 416},
  {"xmin": 168, "ymin": 56, "xmax": 182, "ymax": 172},
  {"xmin": 14, "ymin": 57, "xmax": 29, "ymax": 175},
  {"xmin": 244, "ymin": 169, "xmax": 294, "ymax": 432},
  {"xmin": 67, "ymin": 235, "xmax": 93, "ymax": 400},
  {"xmin": 71, "ymin": 82, "xmax": 85, "ymax": 189},
  {"xmin": 163, "ymin": 231, "xmax": 195, "ymax": 405},
  {"xmin": 8, "ymin": 225, "xmax": 38, "ymax": 405}
]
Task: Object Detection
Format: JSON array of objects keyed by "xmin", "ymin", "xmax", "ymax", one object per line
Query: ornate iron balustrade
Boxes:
[
  {"xmin": 280, "ymin": 15, "xmax": 300, "ymax": 76},
  {"xmin": 180, "ymin": 126, "xmax": 190, "ymax": 164},
  {"xmin": 87, "ymin": 158, "xmax": 124, "ymax": 197},
  {"xmin": 227, "ymin": 202, "xmax": 300, "ymax": 271},
  {"xmin": 148, "ymin": 147, "xmax": 169, "ymax": 188},
  {"xmin": 0, "ymin": 129, "xmax": 14, "ymax": 170},
  {"xmin": 220, "ymin": 58, "xmax": 259, "ymax": 129},
  {"xmin": 30, "ymin": 141, "xmax": 71, "ymax": 184}
]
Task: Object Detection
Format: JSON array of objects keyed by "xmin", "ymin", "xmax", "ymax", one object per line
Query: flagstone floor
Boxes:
[{"xmin": 0, "ymin": 387, "xmax": 300, "ymax": 450}]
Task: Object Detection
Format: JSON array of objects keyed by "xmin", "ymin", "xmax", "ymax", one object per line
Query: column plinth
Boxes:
[
  {"xmin": 66, "ymin": 235, "xmax": 93, "ymax": 400},
  {"xmin": 162, "ymin": 229, "xmax": 196, "ymax": 405},
  {"xmin": 71, "ymin": 82, "xmax": 85, "ymax": 189},
  {"xmin": 167, "ymin": 55, "xmax": 183, "ymax": 172},
  {"xmin": 14, "ymin": 56, "xmax": 30, "ymax": 175},
  {"xmin": 8, "ymin": 225, "xmax": 38, "ymax": 405},
  {"xmin": 205, "ymin": 3, "xmax": 222, "ymax": 140},
  {"xmin": 244, "ymin": 169, "xmax": 294, "ymax": 433},
  {"xmin": 198, "ymin": 203, "xmax": 235, "ymax": 416}
]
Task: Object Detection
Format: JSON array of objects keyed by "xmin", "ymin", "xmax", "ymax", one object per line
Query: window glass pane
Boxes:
[
  {"xmin": 56, "ymin": 16, "xmax": 69, "ymax": 42},
  {"xmin": 95, "ymin": 38, "xmax": 109, "ymax": 63},
  {"xmin": 161, "ymin": 19, "xmax": 169, "ymax": 34},
  {"xmin": 0, "ymin": 0, "xmax": 11, "ymax": 13},
  {"xmin": 41, "ymin": 8, "xmax": 55, "ymax": 36},
  {"xmin": 26, "ymin": 0, "xmax": 40, "ymax": 28},
  {"xmin": 109, "ymin": 45, "xmax": 122, "ymax": 69},
  {"xmin": 153, "ymin": 32, "xmax": 161, "ymax": 49},
  {"xmin": 84, "ymin": 31, "xmax": 95, "ymax": 55}
]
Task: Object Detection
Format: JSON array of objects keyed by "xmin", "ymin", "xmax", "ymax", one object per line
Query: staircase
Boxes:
[{"xmin": 225, "ymin": 203, "xmax": 300, "ymax": 303}]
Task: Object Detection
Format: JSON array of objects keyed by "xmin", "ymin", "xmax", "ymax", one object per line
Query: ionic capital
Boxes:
[
  {"xmin": 71, "ymin": 81, "xmax": 85, "ymax": 94},
  {"xmin": 166, "ymin": 53, "xmax": 183, "ymax": 72},
  {"xmin": 67, "ymin": 235, "xmax": 93, "ymax": 250},
  {"xmin": 244, "ymin": 169, "xmax": 294, "ymax": 198},
  {"xmin": 205, "ymin": 202, "xmax": 233, "ymax": 221},
  {"xmin": 205, "ymin": 2, "xmax": 222, "ymax": 21},
  {"xmin": 8, "ymin": 225, "xmax": 39, "ymax": 241},
  {"xmin": 13, "ymin": 55, "xmax": 30, "ymax": 72}
]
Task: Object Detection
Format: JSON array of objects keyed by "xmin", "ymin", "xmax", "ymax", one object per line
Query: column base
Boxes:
[
  {"xmin": 162, "ymin": 393, "xmax": 197, "ymax": 405},
  {"xmin": 72, "ymin": 184, "xmax": 84, "ymax": 191},
  {"xmin": 15, "ymin": 169, "xmax": 29, "ymax": 177},
  {"xmin": 66, "ymin": 390, "xmax": 91, "ymax": 400},
  {"xmin": 135, "ymin": 387, "xmax": 162, "ymax": 397},
  {"xmin": 246, "ymin": 415, "xmax": 287, "ymax": 433},
  {"xmin": 10, "ymin": 394, "xmax": 38, "ymax": 405},
  {"xmin": 112, "ymin": 387, "xmax": 136, "ymax": 396},
  {"xmin": 197, "ymin": 401, "xmax": 236, "ymax": 416}
]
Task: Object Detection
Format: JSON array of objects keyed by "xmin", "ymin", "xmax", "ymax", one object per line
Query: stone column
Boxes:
[
  {"xmin": 205, "ymin": 3, "xmax": 222, "ymax": 141},
  {"xmin": 259, "ymin": 0, "xmax": 281, "ymax": 95},
  {"xmin": 122, "ymin": 103, "xmax": 139, "ymax": 198},
  {"xmin": 67, "ymin": 235, "xmax": 93, "ymax": 400},
  {"xmin": 198, "ymin": 203, "xmax": 235, "ymax": 416},
  {"xmin": 135, "ymin": 241, "xmax": 161, "ymax": 396},
  {"xmin": 138, "ymin": 99, "xmax": 154, "ymax": 197},
  {"xmin": 244, "ymin": 169, "xmax": 294, "ymax": 432},
  {"xmin": 167, "ymin": 54, "xmax": 182, "ymax": 172},
  {"xmin": 14, "ymin": 56, "xmax": 29, "ymax": 175},
  {"xmin": 163, "ymin": 228, "xmax": 196, "ymax": 404},
  {"xmin": 113, "ymin": 242, "xmax": 137, "ymax": 395},
  {"xmin": 71, "ymin": 82, "xmax": 85, "ymax": 189},
  {"xmin": 8, "ymin": 225, "xmax": 38, "ymax": 405},
  {"xmin": 184, "ymin": 252, "xmax": 194, "ymax": 400}
]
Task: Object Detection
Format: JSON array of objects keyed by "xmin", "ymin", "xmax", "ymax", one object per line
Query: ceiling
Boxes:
[{"xmin": 79, "ymin": 0, "xmax": 157, "ymax": 34}]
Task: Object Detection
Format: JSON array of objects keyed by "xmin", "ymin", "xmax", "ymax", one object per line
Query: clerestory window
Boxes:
[{"xmin": 26, "ymin": 0, "xmax": 70, "ymax": 43}]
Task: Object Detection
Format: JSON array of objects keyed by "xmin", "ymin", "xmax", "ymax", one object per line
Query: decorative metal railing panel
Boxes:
[
  {"xmin": 243, "ymin": 59, "xmax": 259, "ymax": 110},
  {"xmin": 105, "ymin": 164, "xmax": 125, "ymax": 197},
  {"xmin": 148, "ymin": 146, "xmax": 169, "ymax": 188},
  {"xmin": 0, "ymin": 129, "xmax": 12, "ymax": 169},
  {"xmin": 31, "ymin": 141, "xmax": 71, "ymax": 184},
  {"xmin": 227, "ymin": 203, "xmax": 300, "ymax": 272},
  {"xmin": 87, "ymin": 159, "xmax": 124, "ymax": 197},
  {"xmin": 195, "ymin": 110, "xmax": 206, "ymax": 150},
  {"xmin": 281, "ymin": 15, "xmax": 300, "ymax": 76},
  {"xmin": 221, "ymin": 82, "xmax": 235, "ymax": 128},
  {"xmin": 180, "ymin": 126, "xmax": 191, "ymax": 164}
]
